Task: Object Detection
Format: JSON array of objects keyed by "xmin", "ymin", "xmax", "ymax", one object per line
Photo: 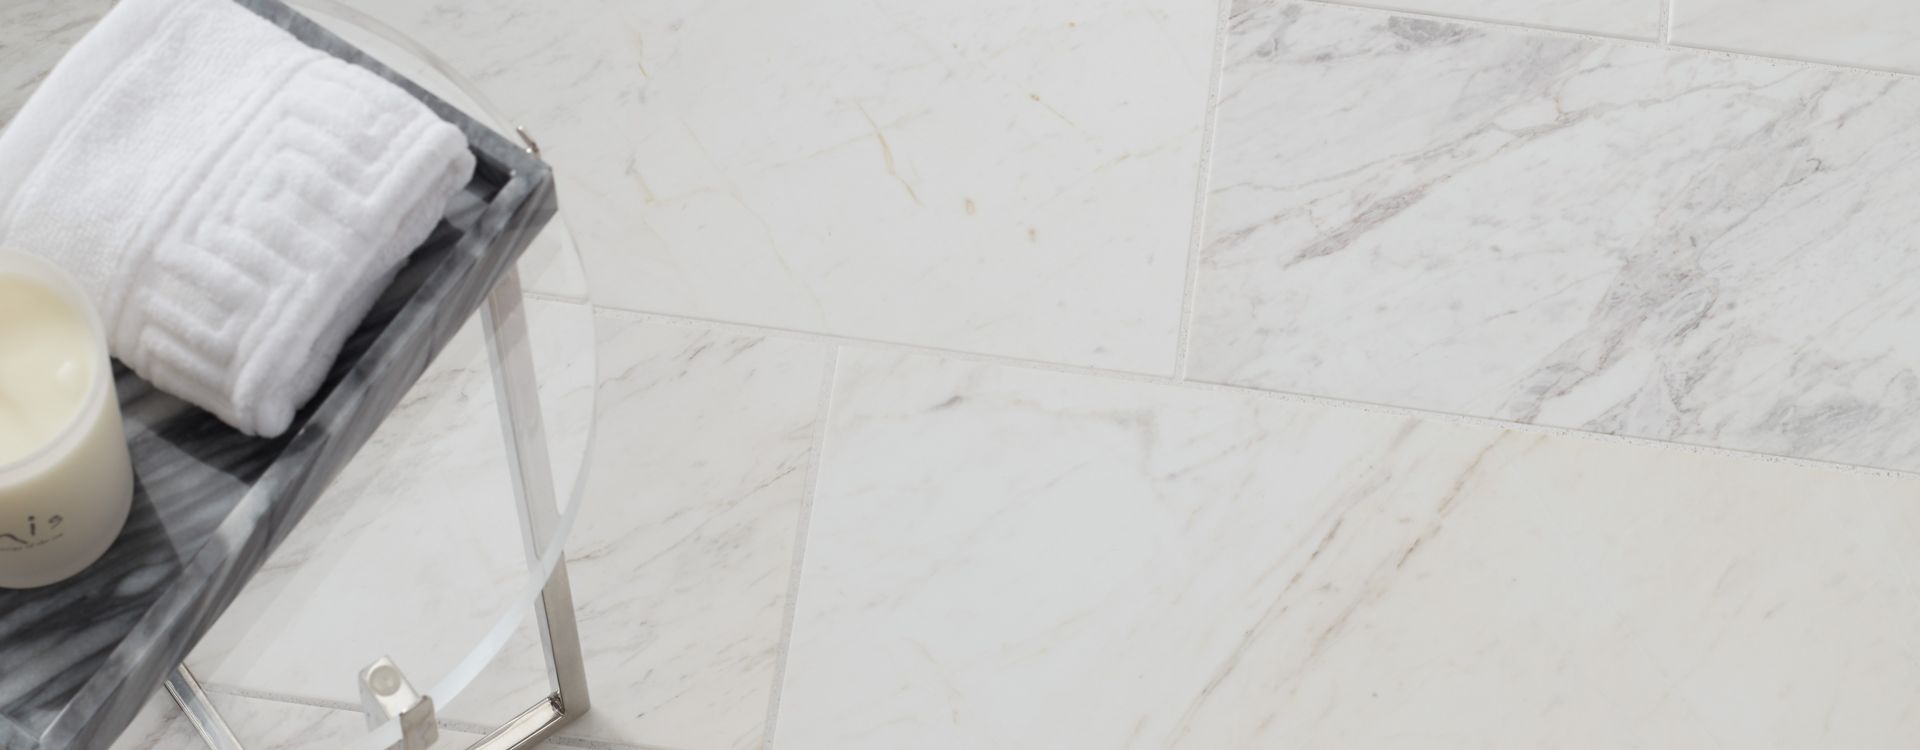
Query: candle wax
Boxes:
[{"xmin": 0, "ymin": 276, "xmax": 95, "ymax": 465}]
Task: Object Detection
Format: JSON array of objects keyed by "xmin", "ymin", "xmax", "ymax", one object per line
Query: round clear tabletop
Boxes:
[{"xmin": 0, "ymin": 1, "xmax": 606, "ymax": 748}]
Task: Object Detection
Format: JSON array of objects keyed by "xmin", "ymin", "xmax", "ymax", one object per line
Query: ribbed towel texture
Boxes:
[{"xmin": 0, "ymin": 0, "xmax": 475, "ymax": 437}]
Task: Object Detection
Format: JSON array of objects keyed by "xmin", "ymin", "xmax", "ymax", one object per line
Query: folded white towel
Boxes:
[{"xmin": 0, "ymin": 0, "xmax": 475, "ymax": 438}]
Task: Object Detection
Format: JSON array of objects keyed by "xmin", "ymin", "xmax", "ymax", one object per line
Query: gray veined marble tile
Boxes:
[
  {"xmin": 1191, "ymin": 0, "xmax": 1920, "ymax": 473},
  {"xmin": 775, "ymin": 348, "xmax": 1920, "ymax": 748},
  {"xmin": 1672, "ymin": 0, "xmax": 1920, "ymax": 74},
  {"xmin": 0, "ymin": 1, "xmax": 99, "ymax": 127}
]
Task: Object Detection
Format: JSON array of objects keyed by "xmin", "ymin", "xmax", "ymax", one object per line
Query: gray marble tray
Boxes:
[{"xmin": 0, "ymin": 2, "xmax": 557, "ymax": 747}]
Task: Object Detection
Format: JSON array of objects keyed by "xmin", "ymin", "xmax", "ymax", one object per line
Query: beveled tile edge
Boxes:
[
  {"xmin": 1296, "ymin": 0, "xmax": 1920, "ymax": 80},
  {"xmin": 1664, "ymin": 37, "xmax": 1920, "ymax": 80},
  {"xmin": 1172, "ymin": 0, "xmax": 1239, "ymax": 380},
  {"xmin": 1299, "ymin": 0, "xmax": 1662, "ymax": 41},
  {"xmin": 757, "ymin": 347, "xmax": 844, "ymax": 750}
]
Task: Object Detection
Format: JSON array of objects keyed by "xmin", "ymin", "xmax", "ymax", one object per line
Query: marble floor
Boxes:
[{"xmin": 10, "ymin": 0, "xmax": 1920, "ymax": 746}]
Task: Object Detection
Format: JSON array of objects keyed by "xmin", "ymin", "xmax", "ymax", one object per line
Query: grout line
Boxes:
[
  {"xmin": 589, "ymin": 306, "xmax": 1920, "ymax": 484},
  {"xmin": 198, "ymin": 682, "xmax": 360, "ymax": 714},
  {"xmin": 1668, "ymin": 39, "xmax": 1920, "ymax": 80},
  {"xmin": 1296, "ymin": 0, "xmax": 1663, "ymax": 44},
  {"xmin": 590, "ymin": 305, "xmax": 1167, "ymax": 384},
  {"xmin": 1660, "ymin": 0, "xmax": 1675, "ymax": 44},
  {"xmin": 1295, "ymin": 0, "xmax": 1920, "ymax": 81},
  {"xmin": 759, "ymin": 346, "xmax": 843, "ymax": 750},
  {"xmin": 1172, "ymin": 0, "xmax": 1236, "ymax": 382}
]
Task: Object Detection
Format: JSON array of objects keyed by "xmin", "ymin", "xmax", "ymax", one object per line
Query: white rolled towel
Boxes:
[{"xmin": 0, "ymin": 0, "xmax": 475, "ymax": 438}]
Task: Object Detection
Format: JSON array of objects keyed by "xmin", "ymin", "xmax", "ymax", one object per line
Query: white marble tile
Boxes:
[
  {"xmin": 451, "ymin": 316, "xmax": 834, "ymax": 749},
  {"xmin": 0, "ymin": 1, "xmax": 99, "ymax": 127},
  {"xmin": 336, "ymin": 0, "xmax": 1216, "ymax": 374},
  {"xmin": 514, "ymin": 224, "xmax": 591, "ymax": 303},
  {"xmin": 192, "ymin": 309, "xmax": 833, "ymax": 750},
  {"xmin": 1673, "ymin": 0, "xmax": 1920, "ymax": 73},
  {"xmin": 1191, "ymin": 0, "xmax": 1920, "ymax": 472},
  {"xmin": 112, "ymin": 689, "xmax": 484, "ymax": 750},
  {"xmin": 776, "ymin": 348, "xmax": 1920, "ymax": 748},
  {"xmin": 1325, "ymin": 0, "xmax": 1660, "ymax": 39}
]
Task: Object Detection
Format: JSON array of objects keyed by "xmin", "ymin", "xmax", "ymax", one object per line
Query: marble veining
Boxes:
[
  {"xmin": 0, "ymin": 1, "xmax": 557, "ymax": 746},
  {"xmin": 0, "ymin": 2, "xmax": 99, "ymax": 128},
  {"xmin": 15, "ymin": 0, "xmax": 1920, "ymax": 747},
  {"xmin": 325, "ymin": 0, "xmax": 1217, "ymax": 374},
  {"xmin": 777, "ymin": 349, "xmax": 1920, "ymax": 747},
  {"xmin": 454, "ymin": 319, "xmax": 833, "ymax": 750},
  {"xmin": 1192, "ymin": 0, "xmax": 1920, "ymax": 473}
]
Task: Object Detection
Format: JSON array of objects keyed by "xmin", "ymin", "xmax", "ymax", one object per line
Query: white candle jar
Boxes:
[{"xmin": 0, "ymin": 249, "xmax": 133, "ymax": 589}]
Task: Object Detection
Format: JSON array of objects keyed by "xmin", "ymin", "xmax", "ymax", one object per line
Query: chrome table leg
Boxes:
[{"xmin": 474, "ymin": 268, "xmax": 591, "ymax": 749}]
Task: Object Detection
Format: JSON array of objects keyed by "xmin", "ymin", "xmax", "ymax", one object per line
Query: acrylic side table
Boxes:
[{"xmin": 0, "ymin": 1, "xmax": 597, "ymax": 748}]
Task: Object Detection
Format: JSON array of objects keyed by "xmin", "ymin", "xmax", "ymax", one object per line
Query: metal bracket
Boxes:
[
  {"xmin": 474, "ymin": 267, "xmax": 593, "ymax": 750},
  {"xmin": 359, "ymin": 657, "xmax": 438, "ymax": 750},
  {"xmin": 165, "ymin": 666, "xmax": 243, "ymax": 750}
]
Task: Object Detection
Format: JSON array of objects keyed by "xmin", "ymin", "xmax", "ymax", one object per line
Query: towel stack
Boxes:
[{"xmin": 0, "ymin": 0, "xmax": 475, "ymax": 438}]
